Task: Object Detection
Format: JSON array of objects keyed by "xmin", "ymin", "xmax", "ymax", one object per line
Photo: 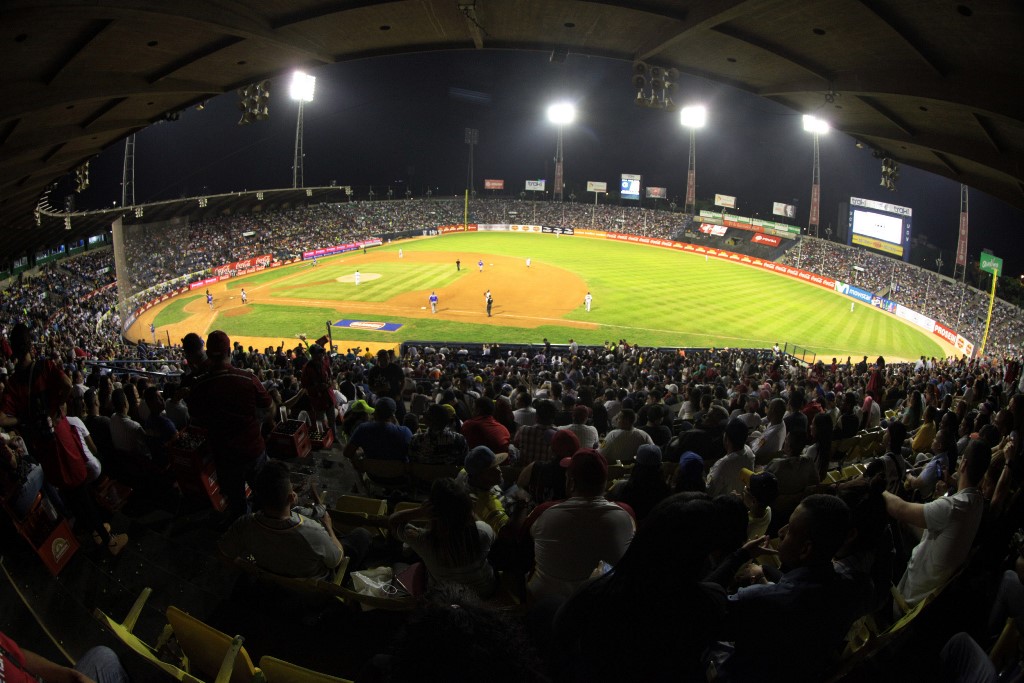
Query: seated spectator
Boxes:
[
  {"xmin": 388, "ymin": 478, "xmax": 497, "ymax": 598},
  {"xmin": 720, "ymin": 494, "xmax": 861, "ymax": 682},
  {"xmin": 0, "ymin": 630, "xmax": 130, "ymax": 683},
  {"xmin": 525, "ymin": 448, "xmax": 636, "ymax": 602},
  {"xmin": 784, "ymin": 389, "xmax": 810, "ymax": 456},
  {"xmin": 741, "ymin": 468, "xmax": 778, "ymax": 539},
  {"xmin": 911, "ymin": 404, "xmax": 938, "ymax": 454},
  {"xmin": 219, "ymin": 461, "xmax": 370, "ymax": 579},
  {"xmin": 804, "ymin": 411, "xmax": 835, "ymax": 482},
  {"xmin": 638, "ymin": 406, "xmax": 672, "ymax": 449},
  {"xmin": 513, "ymin": 399, "xmax": 557, "ymax": 466},
  {"xmin": 512, "ymin": 392, "xmax": 537, "ymax": 428},
  {"xmin": 906, "ymin": 428, "xmax": 956, "ymax": 500},
  {"xmin": 707, "ymin": 419, "xmax": 755, "ymax": 497},
  {"xmin": 461, "ymin": 445, "xmax": 512, "ymax": 536},
  {"xmin": 673, "ymin": 451, "xmax": 707, "ymax": 493},
  {"xmin": 553, "ymin": 494, "xmax": 727, "ymax": 682},
  {"xmin": 109, "ymin": 388, "xmax": 150, "ymax": 459},
  {"xmin": 607, "ymin": 443, "xmax": 671, "ymax": 521},
  {"xmin": 835, "ymin": 476, "xmax": 894, "ymax": 617},
  {"xmin": 885, "ymin": 439, "xmax": 990, "ymax": 607},
  {"xmin": 600, "ymin": 409, "xmax": 654, "ymax": 464},
  {"xmin": 665, "ymin": 405, "xmax": 729, "ymax": 466},
  {"xmin": 410, "ymin": 403, "xmax": 468, "ymax": 465},
  {"xmin": 461, "ymin": 396, "xmax": 511, "ymax": 454},
  {"xmin": 343, "ymin": 397, "xmax": 412, "ymax": 461},
  {"xmin": 751, "ymin": 398, "xmax": 787, "ymax": 465},
  {"xmin": 143, "ymin": 386, "xmax": 178, "ymax": 445},
  {"xmin": 559, "ymin": 405, "xmax": 599, "ymax": 449},
  {"xmin": 342, "ymin": 398, "xmax": 374, "ymax": 437}
]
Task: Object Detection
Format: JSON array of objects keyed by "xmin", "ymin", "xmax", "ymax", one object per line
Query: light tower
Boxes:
[
  {"xmin": 290, "ymin": 71, "xmax": 316, "ymax": 189},
  {"xmin": 121, "ymin": 133, "xmax": 136, "ymax": 207},
  {"xmin": 680, "ymin": 105, "xmax": 706, "ymax": 216},
  {"xmin": 803, "ymin": 114, "xmax": 829, "ymax": 238},
  {"xmin": 547, "ymin": 102, "xmax": 576, "ymax": 202}
]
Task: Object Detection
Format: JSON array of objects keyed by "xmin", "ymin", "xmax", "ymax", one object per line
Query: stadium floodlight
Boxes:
[
  {"xmin": 547, "ymin": 102, "xmax": 576, "ymax": 201},
  {"xmin": 291, "ymin": 71, "xmax": 316, "ymax": 188},
  {"xmin": 679, "ymin": 105, "xmax": 706, "ymax": 129},
  {"xmin": 802, "ymin": 114, "xmax": 829, "ymax": 134},
  {"xmin": 289, "ymin": 71, "xmax": 316, "ymax": 102},
  {"xmin": 547, "ymin": 102, "xmax": 576, "ymax": 125},
  {"xmin": 803, "ymin": 115, "xmax": 828, "ymax": 237},
  {"xmin": 680, "ymin": 105, "xmax": 706, "ymax": 215}
]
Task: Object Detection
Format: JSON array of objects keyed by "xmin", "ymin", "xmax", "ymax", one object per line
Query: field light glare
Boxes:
[
  {"xmin": 547, "ymin": 102, "xmax": 576, "ymax": 125},
  {"xmin": 680, "ymin": 105, "xmax": 707, "ymax": 128},
  {"xmin": 802, "ymin": 114, "xmax": 829, "ymax": 134},
  {"xmin": 290, "ymin": 71, "xmax": 316, "ymax": 102}
]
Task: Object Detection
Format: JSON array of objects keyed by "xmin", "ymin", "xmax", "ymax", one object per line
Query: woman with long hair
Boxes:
[
  {"xmin": 388, "ymin": 477, "xmax": 496, "ymax": 598},
  {"xmin": 805, "ymin": 411, "xmax": 835, "ymax": 482}
]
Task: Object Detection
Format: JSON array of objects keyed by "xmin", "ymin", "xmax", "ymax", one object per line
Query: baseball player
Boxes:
[
  {"xmin": 584, "ymin": 292, "xmax": 592, "ymax": 312},
  {"xmin": 207, "ymin": 290, "xmax": 214, "ymax": 310},
  {"xmin": 399, "ymin": 248, "xmax": 403, "ymax": 259},
  {"xmin": 354, "ymin": 270, "xmax": 361, "ymax": 285},
  {"xmin": 150, "ymin": 322, "xmax": 156, "ymax": 343},
  {"xmin": 429, "ymin": 291, "xmax": 438, "ymax": 313},
  {"xmin": 526, "ymin": 257, "xmax": 531, "ymax": 268},
  {"xmin": 478, "ymin": 259, "xmax": 484, "ymax": 272},
  {"xmin": 240, "ymin": 288, "xmax": 247, "ymax": 304},
  {"xmin": 486, "ymin": 293, "xmax": 493, "ymax": 317}
]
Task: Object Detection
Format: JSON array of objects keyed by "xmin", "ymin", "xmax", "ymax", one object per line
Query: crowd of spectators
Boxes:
[
  {"xmin": 3, "ymin": 317, "xmax": 1023, "ymax": 680},
  {"xmin": 780, "ymin": 236, "xmax": 1024, "ymax": 356},
  {"xmin": 1, "ymin": 199, "xmax": 1021, "ymax": 385}
]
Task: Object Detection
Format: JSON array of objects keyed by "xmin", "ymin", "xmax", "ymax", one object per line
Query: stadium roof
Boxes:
[{"xmin": 2, "ymin": 0, "xmax": 1021, "ymax": 263}]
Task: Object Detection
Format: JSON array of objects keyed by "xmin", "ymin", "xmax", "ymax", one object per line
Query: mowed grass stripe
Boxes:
[{"xmin": 154, "ymin": 294, "xmax": 200, "ymax": 327}]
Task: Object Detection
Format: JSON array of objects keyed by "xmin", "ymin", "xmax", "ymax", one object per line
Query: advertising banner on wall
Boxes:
[
  {"xmin": 645, "ymin": 186, "xmax": 667, "ymax": 199},
  {"xmin": 699, "ymin": 224, "xmax": 728, "ymax": 237},
  {"xmin": 212, "ymin": 254, "xmax": 273, "ymax": 279},
  {"xmin": 751, "ymin": 233, "xmax": 782, "ymax": 247},
  {"xmin": 714, "ymin": 194, "xmax": 737, "ymax": 209},
  {"xmin": 484, "ymin": 179, "xmax": 504, "ymax": 190},
  {"xmin": 541, "ymin": 226, "xmax": 574, "ymax": 235},
  {"xmin": 620, "ymin": 174, "xmax": 641, "ymax": 200},
  {"xmin": 525, "ymin": 179, "xmax": 546, "ymax": 191},
  {"xmin": 586, "ymin": 181, "xmax": 607, "ymax": 193}
]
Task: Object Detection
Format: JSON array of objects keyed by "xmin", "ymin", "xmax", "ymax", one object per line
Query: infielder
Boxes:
[
  {"xmin": 429, "ymin": 291, "xmax": 438, "ymax": 313},
  {"xmin": 240, "ymin": 288, "xmax": 247, "ymax": 304},
  {"xmin": 478, "ymin": 259, "xmax": 484, "ymax": 272},
  {"xmin": 399, "ymin": 248, "xmax": 404, "ymax": 259},
  {"xmin": 354, "ymin": 270, "xmax": 361, "ymax": 285},
  {"xmin": 584, "ymin": 292, "xmax": 592, "ymax": 312},
  {"xmin": 206, "ymin": 290, "xmax": 214, "ymax": 310},
  {"xmin": 526, "ymin": 257, "xmax": 531, "ymax": 268}
]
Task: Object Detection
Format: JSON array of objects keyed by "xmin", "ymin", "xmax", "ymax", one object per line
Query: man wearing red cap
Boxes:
[
  {"xmin": 525, "ymin": 448, "xmax": 635, "ymax": 602},
  {"xmin": 187, "ymin": 330, "xmax": 274, "ymax": 521}
]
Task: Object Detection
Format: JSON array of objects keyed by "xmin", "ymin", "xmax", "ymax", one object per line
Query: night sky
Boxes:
[{"xmin": 84, "ymin": 50, "xmax": 1024, "ymax": 273}]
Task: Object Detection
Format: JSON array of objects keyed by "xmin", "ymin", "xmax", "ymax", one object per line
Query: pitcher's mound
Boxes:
[{"xmin": 336, "ymin": 273, "xmax": 381, "ymax": 283}]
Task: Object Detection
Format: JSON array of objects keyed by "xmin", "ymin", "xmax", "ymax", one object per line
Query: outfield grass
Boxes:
[
  {"xmin": 212, "ymin": 233, "xmax": 945, "ymax": 359},
  {"xmin": 153, "ymin": 294, "xmax": 199, "ymax": 327}
]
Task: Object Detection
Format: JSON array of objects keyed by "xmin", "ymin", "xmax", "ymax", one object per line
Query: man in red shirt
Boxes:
[
  {"xmin": 187, "ymin": 330, "xmax": 274, "ymax": 521},
  {"xmin": 461, "ymin": 396, "xmax": 511, "ymax": 454}
]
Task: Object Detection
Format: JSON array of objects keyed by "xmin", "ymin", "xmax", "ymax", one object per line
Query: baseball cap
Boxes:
[
  {"xmin": 309, "ymin": 343, "xmax": 325, "ymax": 356},
  {"xmin": 678, "ymin": 451, "xmax": 705, "ymax": 479},
  {"xmin": 559, "ymin": 448, "xmax": 608, "ymax": 483},
  {"xmin": 374, "ymin": 397, "xmax": 397, "ymax": 419},
  {"xmin": 551, "ymin": 429, "xmax": 581, "ymax": 460},
  {"xmin": 740, "ymin": 468, "xmax": 779, "ymax": 506},
  {"xmin": 206, "ymin": 330, "xmax": 231, "ymax": 357},
  {"xmin": 347, "ymin": 399, "xmax": 375, "ymax": 416},
  {"xmin": 464, "ymin": 446, "xmax": 508, "ymax": 477},
  {"xmin": 666, "ymin": 384, "xmax": 679, "ymax": 395},
  {"xmin": 635, "ymin": 443, "xmax": 663, "ymax": 467}
]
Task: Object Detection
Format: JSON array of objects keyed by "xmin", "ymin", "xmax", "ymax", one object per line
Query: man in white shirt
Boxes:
[
  {"xmin": 526, "ymin": 449, "xmax": 635, "ymax": 601},
  {"xmin": 750, "ymin": 398, "xmax": 787, "ymax": 466},
  {"xmin": 707, "ymin": 419, "xmax": 756, "ymax": 497},
  {"xmin": 884, "ymin": 439, "xmax": 989, "ymax": 607},
  {"xmin": 559, "ymin": 405, "xmax": 599, "ymax": 449},
  {"xmin": 108, "ymin": 388, "xmax": 150, "ymax": 459},
  {"xmin": 600, "ymin": 409, "xmax": 654, "ymax": 464}
]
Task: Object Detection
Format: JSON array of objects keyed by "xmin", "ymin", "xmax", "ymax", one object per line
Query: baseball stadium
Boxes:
[{"xmin": 2, "ymin": 3, "xmax": 1024, "ymax": 683}]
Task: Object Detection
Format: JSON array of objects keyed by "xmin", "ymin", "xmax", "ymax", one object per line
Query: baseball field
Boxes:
[{"xmin": 133, "ymin": 232, "xmax": 947, "ymax": 361}]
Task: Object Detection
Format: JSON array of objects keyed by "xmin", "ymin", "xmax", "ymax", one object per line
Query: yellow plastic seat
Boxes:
[
  {"xmin": 329, "ymin": 495, "xmax": 389, "ymax": 536},
  {"xmin": 166, "ymin": 606, "xmax": 260, "ymax": 683},
  {"xmin": 93, "ymin": 588, "xmax": 204, "ymax": 682},
  {"xmin": 259, "ymin": 655, "xmax": 353, "ymax": 683}
]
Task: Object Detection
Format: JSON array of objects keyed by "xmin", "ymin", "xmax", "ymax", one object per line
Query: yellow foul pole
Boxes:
[{"xmin": 979, "ymin": 269, "xmax": 998, "ymax": 357}]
